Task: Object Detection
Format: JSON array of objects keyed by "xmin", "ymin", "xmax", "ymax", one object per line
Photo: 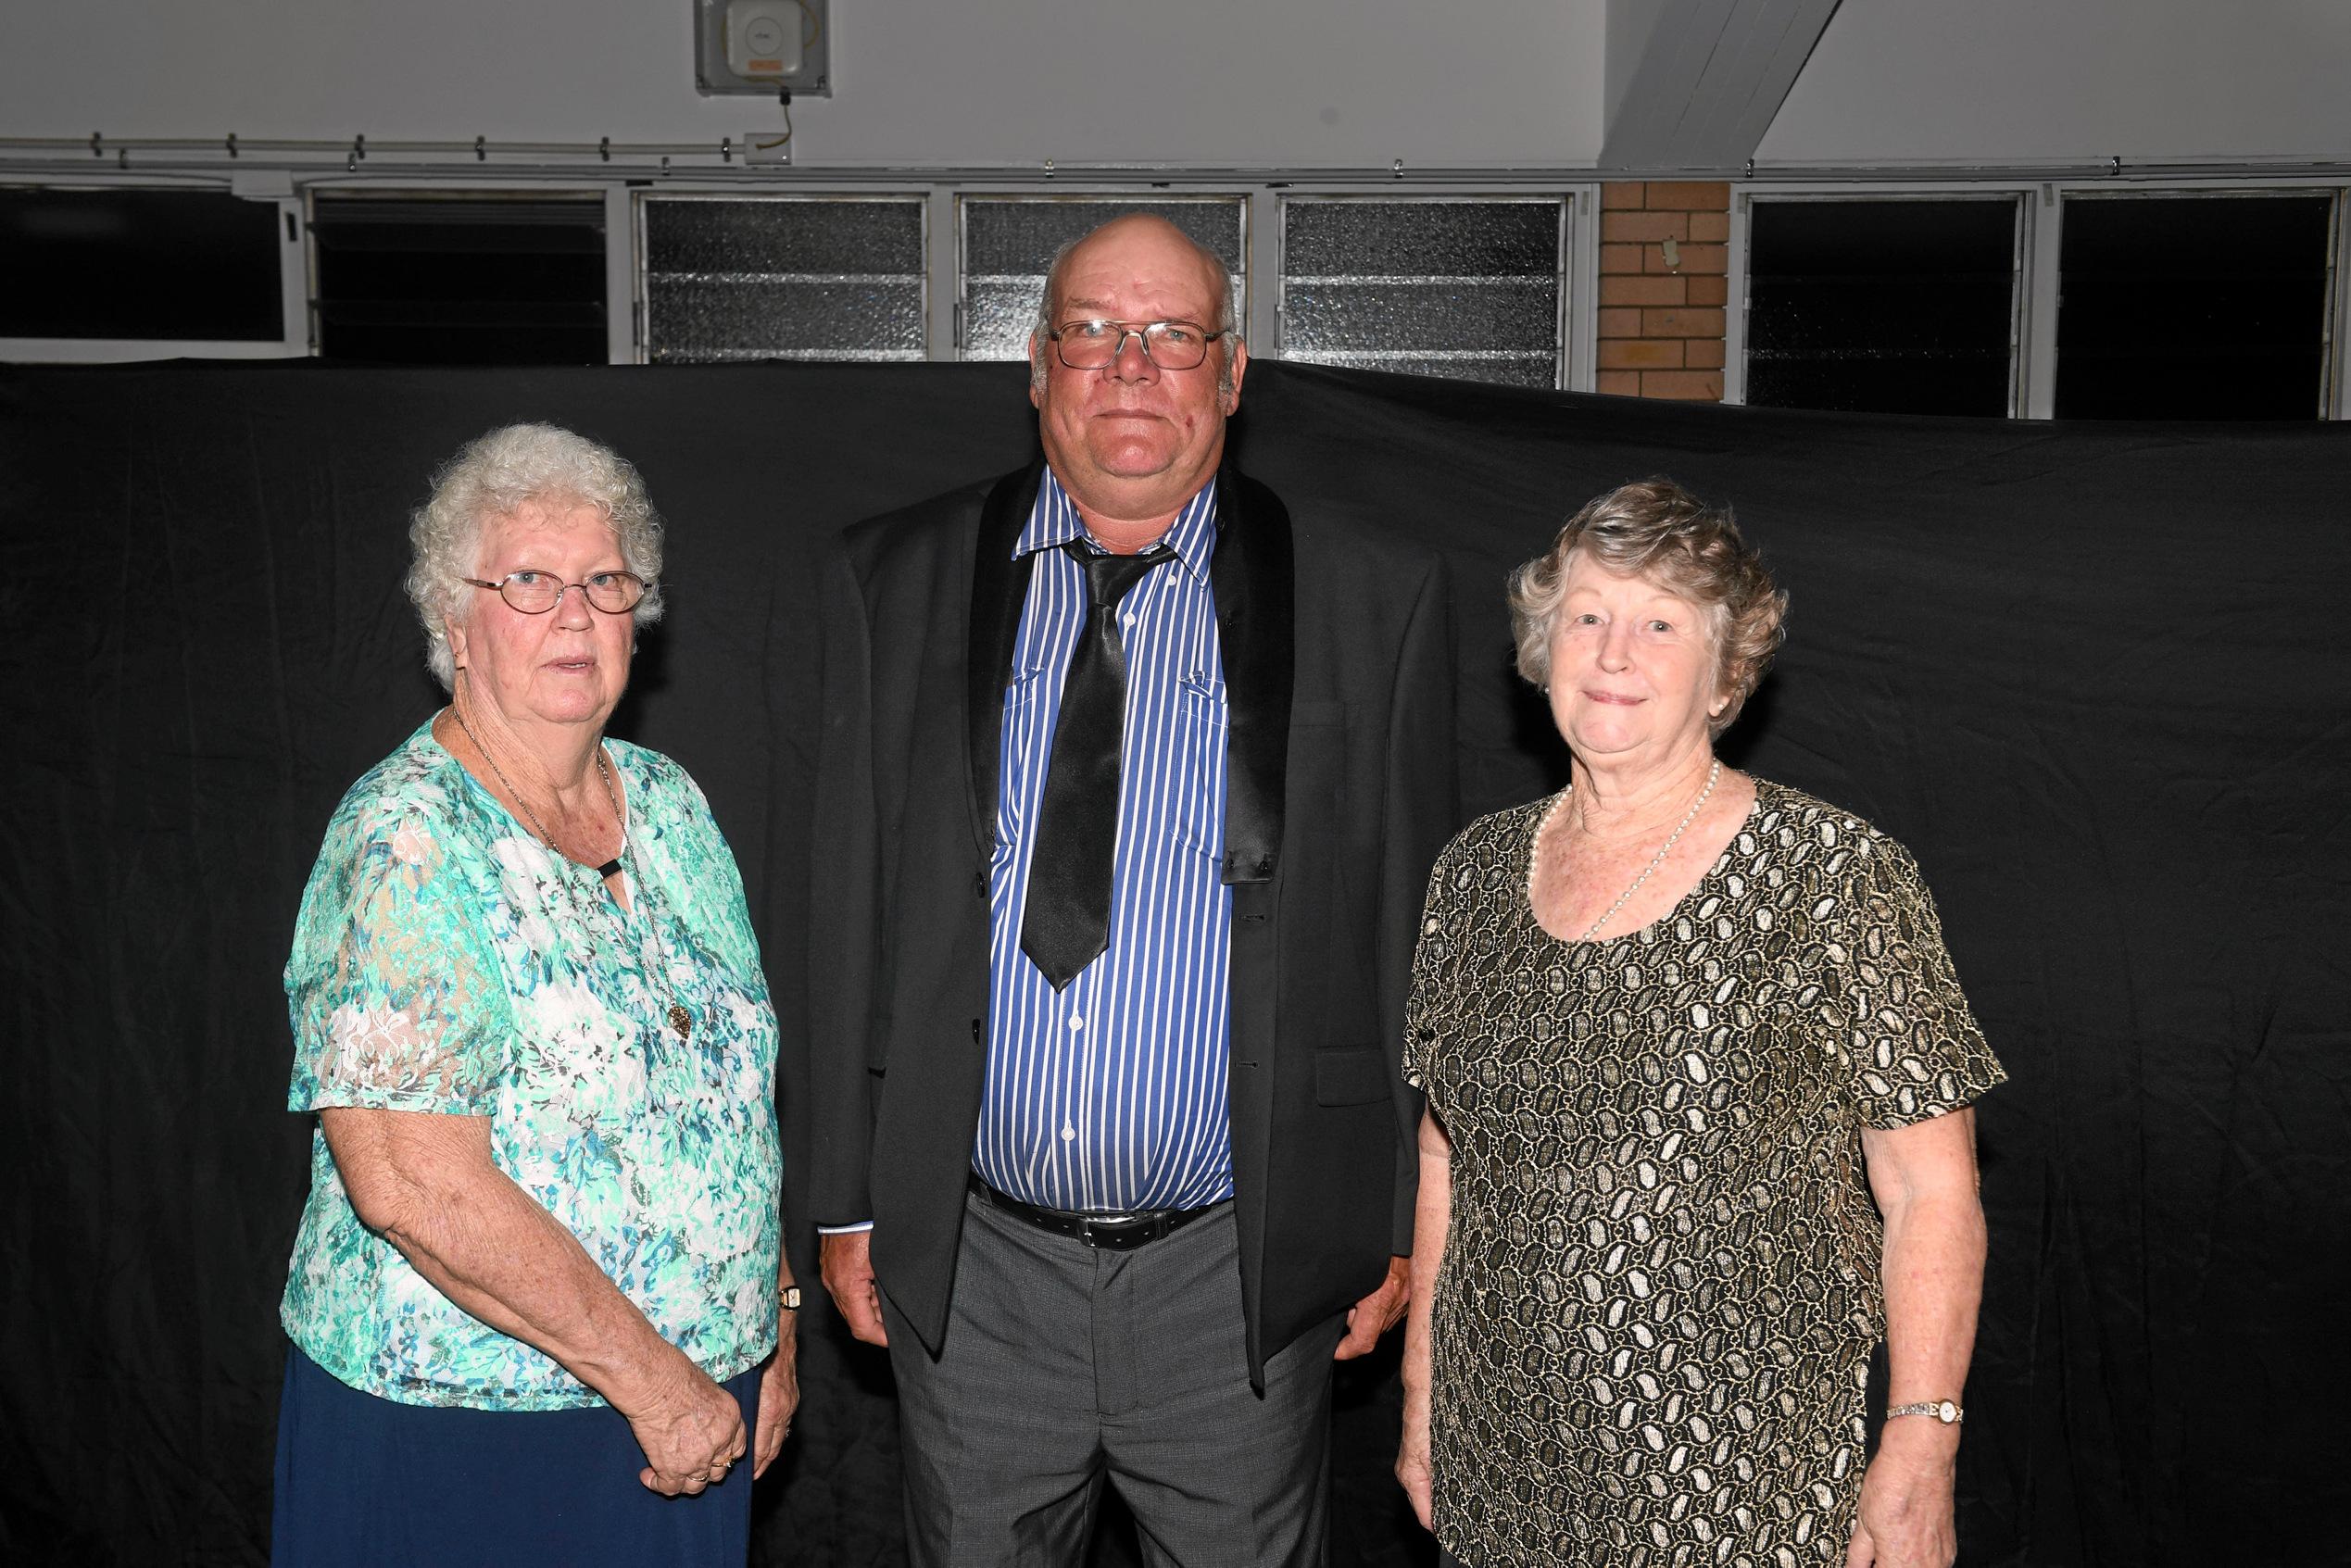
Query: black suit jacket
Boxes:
[{"xmin": 808, "ymin": 455, "xmax": 1457, "ymax": 1380}]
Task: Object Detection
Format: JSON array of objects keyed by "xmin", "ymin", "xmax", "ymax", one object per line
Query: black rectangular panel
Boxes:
[
  {"xmin": 0, "ymin": 186, "xmax": 283, "ymax": 342},
  {"xmin": 2057, "ymin": 194, "xmax": 2332, "ymax": 420},
  {"xmin": 1746, "ymin": 199, "xmax": 2018, "ymax": 417},
  {"xmin": 312, "ymin": 196, "xmax": 607, "ymax": 365}
]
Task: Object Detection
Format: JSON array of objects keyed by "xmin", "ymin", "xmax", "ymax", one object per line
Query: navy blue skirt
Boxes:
[{"xmin": 271, "ymin": 1343, "xmax": 761, "ymax": 1567}]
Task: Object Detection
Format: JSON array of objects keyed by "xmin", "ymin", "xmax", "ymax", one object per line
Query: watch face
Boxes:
[
  {"xmin": 1938, "ymin": 1400, "xmax": 1958, "ymax": 1423},
  {"xmin": 783, "ymin": 1286, "xmax": 803, "ymax": 1311}
]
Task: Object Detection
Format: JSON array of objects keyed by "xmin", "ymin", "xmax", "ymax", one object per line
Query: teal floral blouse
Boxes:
[{"xmin": 280, "ymin": 722, "xmax": 783, "ymax": 1410}]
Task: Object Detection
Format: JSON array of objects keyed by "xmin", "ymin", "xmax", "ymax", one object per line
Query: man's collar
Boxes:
[{"xmin": 1013, "ymin": 466, "xmax": 1219, "ymax": 585}]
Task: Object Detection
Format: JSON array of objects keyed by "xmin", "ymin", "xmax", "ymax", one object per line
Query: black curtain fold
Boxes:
[{"xmin": 0, "ymin": 360, "xmax": 2343, "ymax": 1566}]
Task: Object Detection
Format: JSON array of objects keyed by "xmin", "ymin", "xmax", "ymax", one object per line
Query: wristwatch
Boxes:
[
  {"xmin": 781, "ymin": 1286, "xmax": 803, "ymax": 1311},
  {"xmin": 1887, "ymin": 1399, "xmax": 1963, "ymax": 1424}
]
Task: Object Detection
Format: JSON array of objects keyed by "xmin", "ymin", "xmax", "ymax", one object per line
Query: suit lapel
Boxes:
[
  {"xmin": 1213, "ymin": 464, "xmax": 1294, "ymax": 884},
  {"xmin": 965, "ymin": 458, "xmax": 1046, "ymax": 855}
]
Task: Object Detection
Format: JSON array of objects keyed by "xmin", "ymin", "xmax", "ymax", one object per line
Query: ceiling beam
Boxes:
[{"xmin": 1601, "ymin": 0, "xmax": 1843, "ymax": 171}]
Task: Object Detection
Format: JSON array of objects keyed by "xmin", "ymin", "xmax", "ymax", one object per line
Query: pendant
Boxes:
[{"xmin": 669, "ymin": 1004, "xmax": 693, "ymax": 1040}]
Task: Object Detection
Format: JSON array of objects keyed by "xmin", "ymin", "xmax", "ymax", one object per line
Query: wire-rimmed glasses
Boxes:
[
  {"xmin": 462, "ymin": 570, "xmax": 649, "ymax": 615},
  {"xmin": 1046, "ymin": 319, "xmax": 1226, "ymax": 370}
]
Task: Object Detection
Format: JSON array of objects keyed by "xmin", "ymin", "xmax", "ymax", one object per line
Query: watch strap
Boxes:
[{"xmin": 1887, "ymin": 1399, "xmax": 1963, "ymax": 1424}]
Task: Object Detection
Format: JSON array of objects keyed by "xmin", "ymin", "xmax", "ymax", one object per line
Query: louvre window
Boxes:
[
  {"xmin": 958, "ymin": 196, "xmax": 1247, "ymax": 360},
  {"xmin": 1280, "ymin": 198, "xmax": 1565, "ymax": 388},
  {"xmin": 641, "ymin": 196, "xmax": 925, "ymax": 362},
  {"xmin": 310, "ymin": 195, "xmax": 607, "ymax": 365}
]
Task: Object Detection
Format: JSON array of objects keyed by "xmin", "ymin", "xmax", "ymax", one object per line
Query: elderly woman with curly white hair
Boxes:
[
  {"xmin": 1396, "ymin": 479, "xmax": 2005, "ymax": 1568},
  {"xmin": 270, "ymin": 424, "xmax": 798, "ymax": 1568}
]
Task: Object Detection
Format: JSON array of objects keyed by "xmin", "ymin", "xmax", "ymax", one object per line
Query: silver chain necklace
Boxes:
[
  {"xmin": 1534, "ymin": 758, "xmax": 1723, "ymax": 943},
  {"xmin": 450, "ymin": 708, "xmax": 693, "ymax": 1040}
]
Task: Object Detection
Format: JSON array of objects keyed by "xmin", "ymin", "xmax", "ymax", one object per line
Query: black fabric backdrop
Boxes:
[{"xmin": 1, "ymin": 360, "xmax": 2345, "ymax": 1568}]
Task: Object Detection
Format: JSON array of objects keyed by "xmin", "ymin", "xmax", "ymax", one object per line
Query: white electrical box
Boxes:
[
  {"xmin": 726, "ymin": 2, "xmax": 803, "ymax": 80},
  {"xmin": 695, "ymin": 0, "xmax": 830, "ymax": 97}
]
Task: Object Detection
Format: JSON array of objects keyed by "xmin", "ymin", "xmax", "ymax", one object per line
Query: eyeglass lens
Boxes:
[
  {"xmin": 1056, "ymin": 320, "xmax": 1212, "ymax": 370},
  {"xmin": 492, "ymin": 571, "xmax": 645, "ymax": 613}
]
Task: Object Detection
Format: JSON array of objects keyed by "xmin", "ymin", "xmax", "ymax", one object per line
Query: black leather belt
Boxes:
[{"xmin": 967, "ymin": 1174, "xmax": 1214, "ymax": 1252}]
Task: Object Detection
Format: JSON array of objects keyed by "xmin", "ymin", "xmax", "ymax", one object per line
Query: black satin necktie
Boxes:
[{"xmin": 1018, "ymin": 540, "xmax": 1174, "ymax": 990}]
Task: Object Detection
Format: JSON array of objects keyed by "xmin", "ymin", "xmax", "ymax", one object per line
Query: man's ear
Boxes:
[
  {"xmin": 1029, "ymin": 332, "xmax": 1049, "ymax": 409},
  {"xmin": 1222, "ymin": 337, "xmax": 1250, "ymax": 414}
]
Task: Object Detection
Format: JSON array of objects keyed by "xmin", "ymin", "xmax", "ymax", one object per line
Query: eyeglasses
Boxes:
[
  {"xmin": 462, "ymin": 570, "xmax": 648, "ymax": 615},
  {"xmin": 1046, "ymin": 319, "xmax": 1226, "ymax": 371}
]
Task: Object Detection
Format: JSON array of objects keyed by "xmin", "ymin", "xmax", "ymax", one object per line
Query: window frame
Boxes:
[
  {"xmin": 949, "ymin": 189, "xmax": 1253, "ymax": 363},
  {"xmin": 1729, "ymin": 177, "xmax": 2351, "ymax": 420},
  {"xmin": 301, "ymin": 182, "xmax": 615, "ymax": 364},
  {"xmin": 2048, "ymin": 183, "xmax": 2344, "ymax": 421},
  {"xmin": 629, "ymin": 189, "xmax": 931, "ymax": 365},
  {"xmin": 0, "ymin": 176, "xmax": 308, "ymax": 362},
  {"xmin": 1272, "ymin": 190, "xmax": 1585, "ymax": 392},
  {"xmin": 1725, "ymin": 184, "xmax": 2033, "ymax": 418}
]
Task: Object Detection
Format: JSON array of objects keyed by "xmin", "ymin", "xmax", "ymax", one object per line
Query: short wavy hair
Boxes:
[
  {"xmin": 1509, "ymin": 478, "xmax": 1787, "ymax": 736},
  {"xmin": 405, "ymin": 423, "xmax": 666, "ymax": 690}
]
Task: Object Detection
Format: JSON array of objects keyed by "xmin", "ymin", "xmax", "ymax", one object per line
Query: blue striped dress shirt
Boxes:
[{"xmin": 971, "ymin": 467, "xmax": 1233, "ymax": 1214}]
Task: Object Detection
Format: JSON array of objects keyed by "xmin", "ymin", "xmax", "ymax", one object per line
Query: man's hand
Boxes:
[
  {"xmin": 751, "ymin": 1320, "xmax": 799, "ymax": 1478},
  {"xmin": 617, "ymin": 1353, "xmax": 747, "ymax": 1496},
  {"xmin": 820, "ymin": 1229, "xmax": 889, "ymax": 1347},
  {"xmin": 1846, "ymin": 1425, "xmax": 1959, "ymax": 1568},
  {"xmin": 1335, "ymin": 1256, "xmax": 1411, "ymax": 1361}
]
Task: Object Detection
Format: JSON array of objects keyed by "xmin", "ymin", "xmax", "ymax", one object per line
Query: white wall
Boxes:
[
  {"xmin": 1762, "ymin": 0, "xmax": 2351, "ymax": 164},
  {"xmin": 0, "ymin": 1, "xmax": 1606, "ymax": 168}
]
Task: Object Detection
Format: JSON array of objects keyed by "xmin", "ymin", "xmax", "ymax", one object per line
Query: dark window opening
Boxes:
[
  {"xmin": 0, "ymin": 187, "xmax": 283, "ymax": 342},
  {"xmin": 311, "ymin": 196, "xmax": 607, "ymax": 365},
  {"xmin": 2056, "ymin": 194, "xmax": 2332, "ymax": 420},
  {"xmin": 1745, "ymin": 199, "xmax": 2018, "ymax": 417}
]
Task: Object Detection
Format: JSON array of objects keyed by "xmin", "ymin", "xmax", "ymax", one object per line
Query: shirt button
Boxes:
[
  {"xmin": 1061, "ymin": 1124, "xmax": 1076, "ymax": 1141},
  {"xmin": 1068, "ymin": 1015, "xmax": 1084, "ymax": 1031},
  {"xmin": 1123, "ymin": 612, "xmax": 1138, "ymax": 627}
]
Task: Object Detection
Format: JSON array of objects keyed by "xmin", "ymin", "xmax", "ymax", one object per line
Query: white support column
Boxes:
[
  {"xmin": 1565, "ymin": 183, "xmax": 1602, "ymax": 393},
  {"xmin": 927, "ymin": 188, "xmax": 959, "ymax": 359},
  {"xmin": 1246, "ymin": 187, "xmax": 1280, "ymax": 358},
  {"xmin": 1721, "ymin": 189, "xmax": 1751, "ymax": 405},
  {"xmin": 605, "ymin": 186, "xmax": 636, "ymax": 365},
  {"xmin": 2020, "ymin": 183, "xmax": 2061, "ymax": 420}
]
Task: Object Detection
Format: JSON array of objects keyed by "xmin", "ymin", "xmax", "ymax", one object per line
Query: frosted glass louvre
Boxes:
[
  {"xmin": 1280, "ymin": 199, "xmax": 1563, "ymax": 387},
  {"xmin": 959, "ymin": 198, "xmax": 1247, "ymax": 360},
  {"xmin": 643, "ymin": 198, "xmax": 925, "ymax": 362}
]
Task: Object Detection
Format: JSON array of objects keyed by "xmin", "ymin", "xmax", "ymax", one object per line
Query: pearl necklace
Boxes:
[{"xmin": 1533, "ymin": 758, "xmax": 1723, "ymax": 943}]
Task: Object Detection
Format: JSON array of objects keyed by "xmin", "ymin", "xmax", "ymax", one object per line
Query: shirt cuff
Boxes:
[{"xmin": 816, "ymin": 1221, "xmax": 874, "ymax": 1235}]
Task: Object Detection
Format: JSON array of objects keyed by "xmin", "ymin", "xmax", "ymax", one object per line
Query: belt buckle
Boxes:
[{"xmin": 1077, "ymin": 1212, "xmax": 1156, "ymax": 1250}]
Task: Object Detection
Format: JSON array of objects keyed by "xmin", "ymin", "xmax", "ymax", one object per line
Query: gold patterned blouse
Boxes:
[{"xmin": 1402, "ymin": 778, "xmax": 2004, "ymax": 1568}]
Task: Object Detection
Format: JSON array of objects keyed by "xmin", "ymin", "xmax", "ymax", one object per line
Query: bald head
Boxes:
[{"xmin": 1037, "ymin": 213, "xmax": 1239, "ymax": 344}]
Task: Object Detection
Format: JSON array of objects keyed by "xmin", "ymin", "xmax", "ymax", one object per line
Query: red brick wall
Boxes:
[{"xmin": 1596, "ymin": 182, "xmax": 1729, "ymax": 401}]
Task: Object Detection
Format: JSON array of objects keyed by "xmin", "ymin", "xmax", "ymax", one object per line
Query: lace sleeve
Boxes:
[
  {"xmin": 285, "ymin": 800, "xmax": 510, "ymax": 1114},
  {"xmin": 1833, "ymin": 836, "xmax": 2007, "ymax": 1129}
]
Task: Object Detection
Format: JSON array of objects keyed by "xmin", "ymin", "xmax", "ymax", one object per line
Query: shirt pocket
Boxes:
[{"xmin": 1173, "ymin": 676, "xmax": 1227, "ymax": 858}]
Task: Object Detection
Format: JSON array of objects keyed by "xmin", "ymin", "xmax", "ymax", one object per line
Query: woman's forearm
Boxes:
[
  {"xmin": 1402, "ymin": 1110, "xmax": 1453, "ymax": 1399},
  {"xmin": 321, "ymin": 1107, "xmax": 695, "ymax": 1414},
  {"xmin": 1880, "ymin": 1185, "xmax": 1987, "ymax": 1415}
]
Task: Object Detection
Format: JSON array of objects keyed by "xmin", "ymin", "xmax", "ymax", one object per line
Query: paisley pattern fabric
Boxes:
[
  {"xmin": 1402, "ymin": 778, "xmax": 2004, "ymax": 1568},
  {"xmin": 281, "ymin": 722, "xmax": 783, "ymax": 1411}
]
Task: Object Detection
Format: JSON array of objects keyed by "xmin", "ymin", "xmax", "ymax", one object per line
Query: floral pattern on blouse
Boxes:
[{"xmin": 280, "ymin": 721, "xmax": 782, "ymax": 1410}]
